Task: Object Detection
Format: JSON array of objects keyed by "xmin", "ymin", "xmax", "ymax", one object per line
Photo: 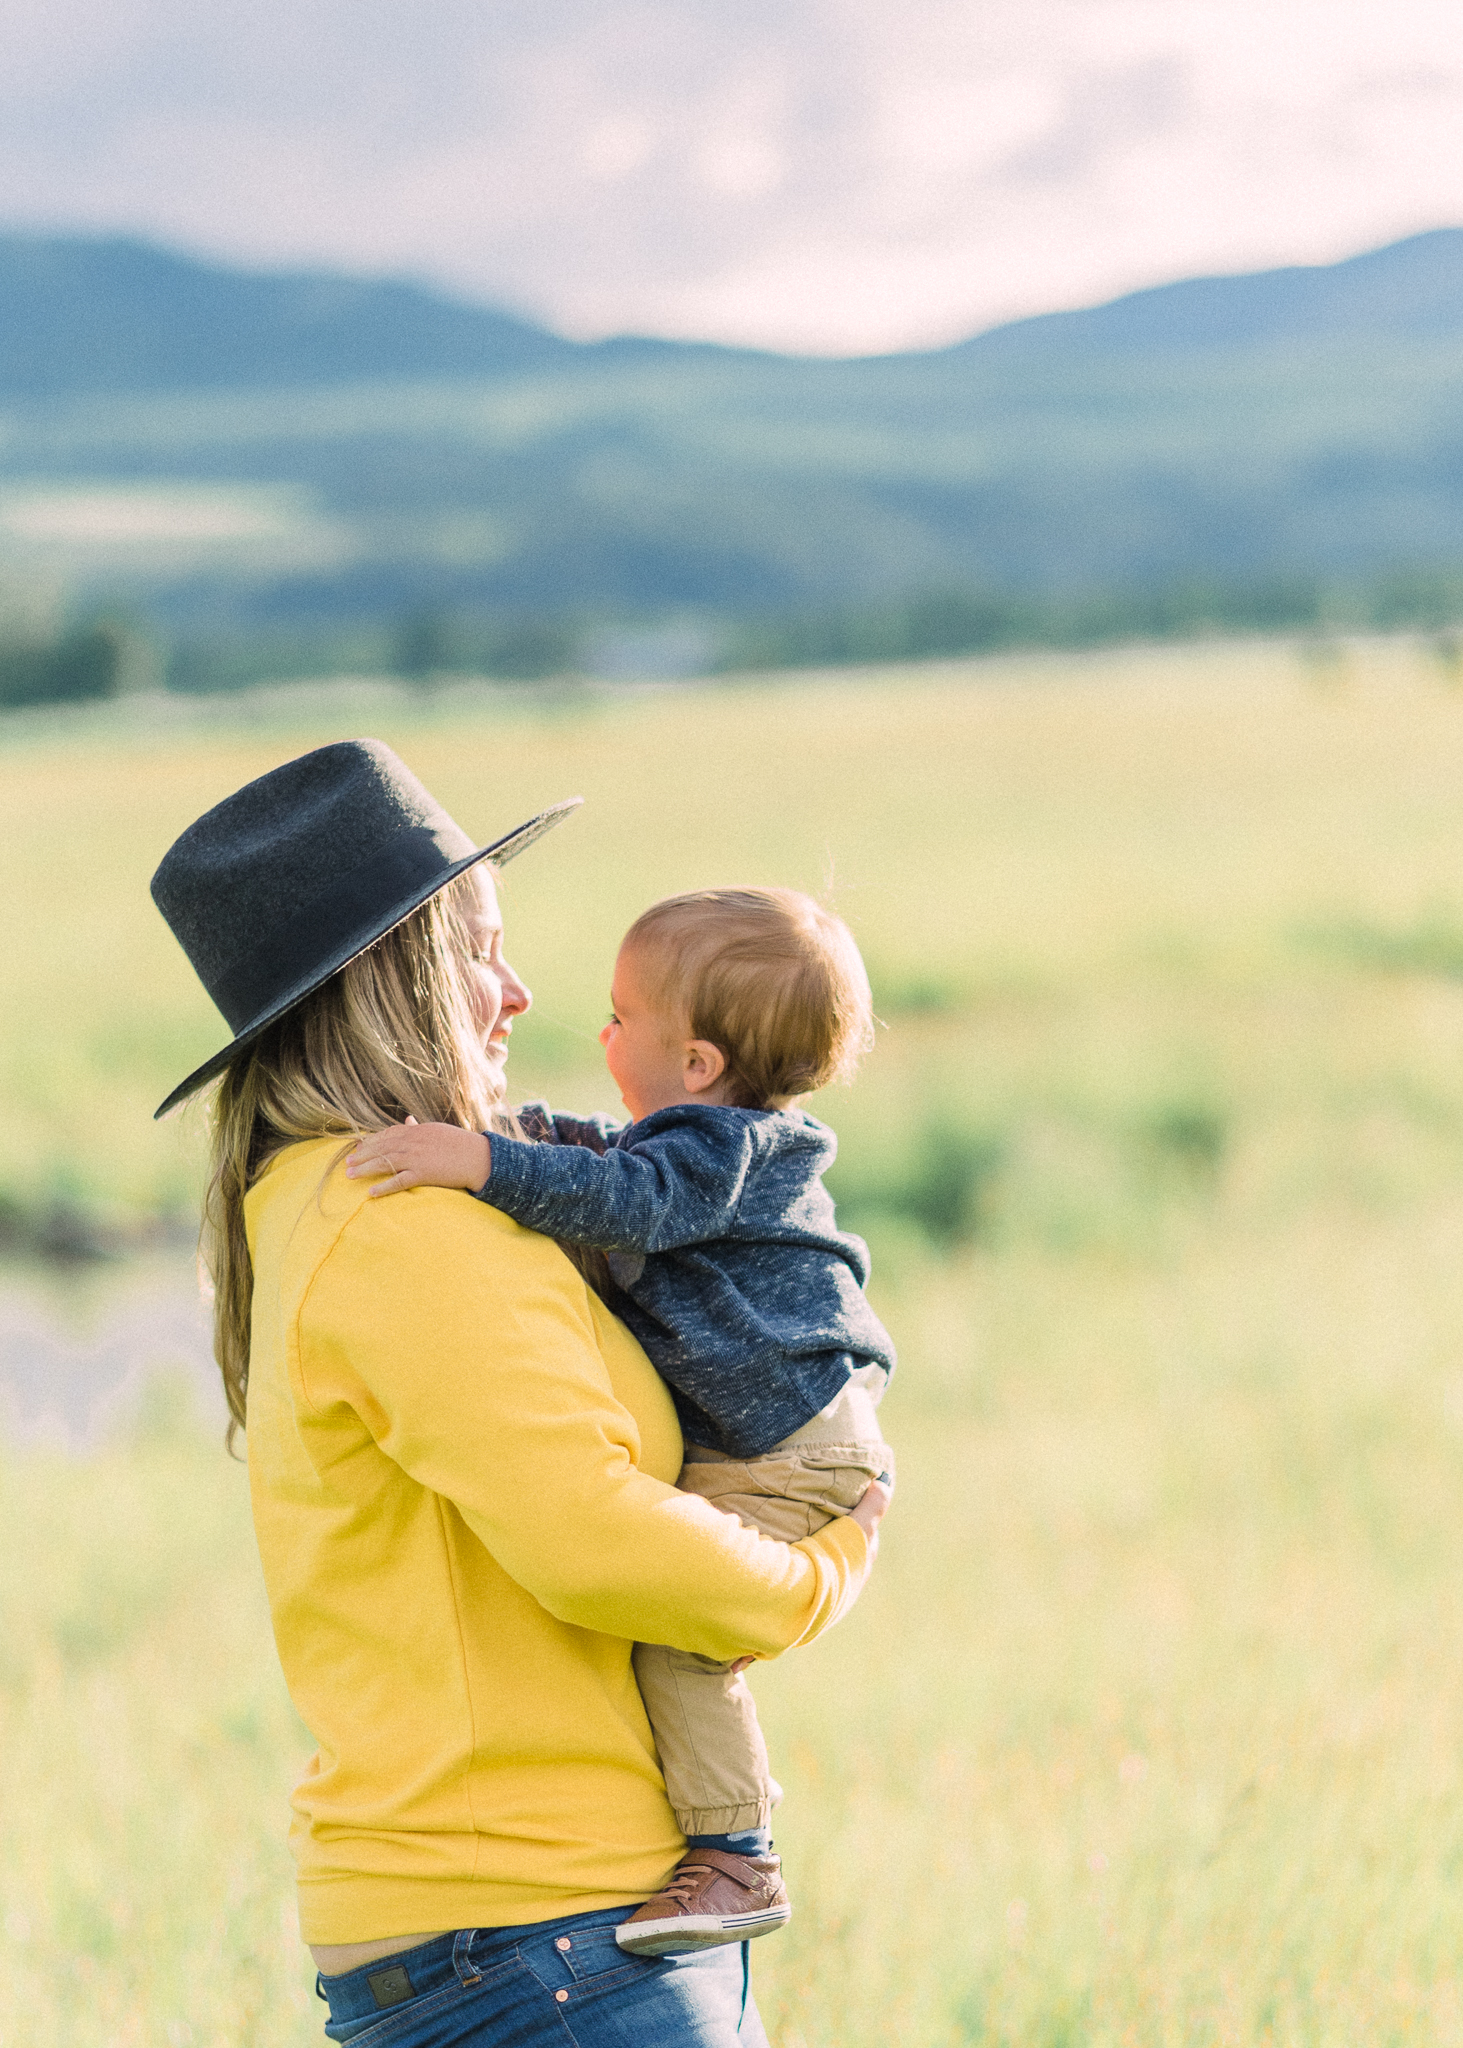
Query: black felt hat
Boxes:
[{"xmin": 150, "ymin": 738, "xmax": 581, "ymax": 1119}]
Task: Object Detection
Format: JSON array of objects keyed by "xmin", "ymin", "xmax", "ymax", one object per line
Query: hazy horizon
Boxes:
[{"xmin": 5, "ymin": 0, "xmax": 1463, "ymax": 354}]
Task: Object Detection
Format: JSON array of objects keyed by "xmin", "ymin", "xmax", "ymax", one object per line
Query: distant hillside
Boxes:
[
  {"xmin": 1, "ymin": 227, "xmax": 1461, "ymax": 681},
  {"xmin": 958, "ymin": 229, "xmax": 1463, "ymax": 357},
  {"xmin": 5, "ymin": 228, "xmax": 1462, "ymax": 395},
  {"xmin": 0, "ymin": 235, "xmax": 576, "ymax": 394}
]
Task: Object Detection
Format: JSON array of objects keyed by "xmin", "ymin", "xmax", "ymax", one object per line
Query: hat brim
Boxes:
[{"xmin": 153, "ymin": 797, "xmax": 582, "ymax": 1120}]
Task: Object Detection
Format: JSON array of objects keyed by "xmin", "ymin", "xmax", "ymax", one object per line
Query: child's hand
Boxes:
[
  {"xmin": 346, "ymin": 1117, "xmax": 492, "ymax": 1198},
  {"xmin": 848, "ymin": 1474, "xmax": 892, "ymax": 1560}
]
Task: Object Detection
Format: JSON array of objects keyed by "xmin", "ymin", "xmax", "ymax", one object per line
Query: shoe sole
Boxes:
[{"xmin": 615, "ymin": 1904, "xmax": 792, "ymax": 1957}]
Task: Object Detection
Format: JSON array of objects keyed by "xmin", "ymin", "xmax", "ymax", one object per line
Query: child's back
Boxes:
[{"xmin": 497, "ymin": 1097, "xmax": 895, "ymax": 1457}]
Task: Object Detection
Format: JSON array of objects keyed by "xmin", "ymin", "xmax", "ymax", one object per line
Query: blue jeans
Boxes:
[{"xmin": 315, "ymin": 1908, "xmax": 771, "ymax": 2045}]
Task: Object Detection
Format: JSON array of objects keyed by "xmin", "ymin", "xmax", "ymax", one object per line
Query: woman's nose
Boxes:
[{"xmin": 501, "ymin": 967, "xmax": 531, "ymax": 1017}]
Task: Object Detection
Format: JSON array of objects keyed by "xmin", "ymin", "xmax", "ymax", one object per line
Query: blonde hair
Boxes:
[
  {"xmin": 622, "ymin": 887, "xmax": 874, "ymax": 1110},
  {"xmin": 201, "ymin": 871, "xmax": 501, "ymax": 1449}
]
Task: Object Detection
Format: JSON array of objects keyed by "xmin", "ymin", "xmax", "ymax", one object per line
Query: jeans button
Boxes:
[
  {"xmin": 556, "ymin": 1937, "xmax": 571, "ymax": 1951},
  {"xmin": 555, "ymin": 1989, "xmax": 569, "ymax": 2003}
]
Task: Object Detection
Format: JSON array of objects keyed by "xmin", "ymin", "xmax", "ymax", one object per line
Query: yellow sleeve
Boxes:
[{"xmin": 295, "ymin": 1182, "xmax": 871, "ymax": 1662}]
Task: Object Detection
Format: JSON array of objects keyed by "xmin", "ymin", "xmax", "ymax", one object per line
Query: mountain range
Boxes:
[{"xmin": 0, "ymin": 227, "xmax": 1460, "ymax": 678}]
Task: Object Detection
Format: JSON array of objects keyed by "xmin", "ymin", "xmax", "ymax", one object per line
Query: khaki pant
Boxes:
[{"xmin": 633, "ymin": 1383, "xmax": 894, "ymax": 1837}]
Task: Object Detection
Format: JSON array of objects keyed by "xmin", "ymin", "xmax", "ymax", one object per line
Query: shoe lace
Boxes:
[{"xmin": 655, "ymin": 1859, "xmax": 725, "ymax": 1909}]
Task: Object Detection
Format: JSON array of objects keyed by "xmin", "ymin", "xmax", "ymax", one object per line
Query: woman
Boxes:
[{"xmin": 151, "ymin": 738, "xmax": 886, "ymax": 2045}]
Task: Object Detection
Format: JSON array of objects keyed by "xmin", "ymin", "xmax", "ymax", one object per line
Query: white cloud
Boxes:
[
  {"xmin": 581, "ymin": 116, "xmax": 659, "ymax": 183},
  {"xmin": 0, "ymin": 0, "xmax": 1460, "ymax": 351}
]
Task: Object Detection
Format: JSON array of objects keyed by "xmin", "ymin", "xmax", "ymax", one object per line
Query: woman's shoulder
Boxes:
[
  {"xmin": 246, "ymin": 1139, "xmax": 680, "ymax": 1478},
  {"xmin": 249, "ymin": 1139, "xmax": 576, "ymax": 1302}
]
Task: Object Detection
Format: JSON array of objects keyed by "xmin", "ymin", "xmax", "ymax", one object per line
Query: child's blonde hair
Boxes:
[{"xmin": 622, "ymin": 887, "xmax": 874, "ymax": 1110}]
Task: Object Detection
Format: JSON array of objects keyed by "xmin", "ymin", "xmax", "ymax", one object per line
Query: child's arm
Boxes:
[
  {"xmin": 478, "ymin": 1115, "xmax": 755, "ymax": 1252},
  {"xmin": 350, "ymin": 1114, "xmax": 753, "ymax": 1253},
  {"xmin": 349, "ymin": 1101, "xmax": 631, "ymax": 1200}
]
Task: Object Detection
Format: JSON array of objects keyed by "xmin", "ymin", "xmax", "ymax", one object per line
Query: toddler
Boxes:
[{"xmin": 349, "ymin": 886, "xmax": 895, "ymax": 1957}]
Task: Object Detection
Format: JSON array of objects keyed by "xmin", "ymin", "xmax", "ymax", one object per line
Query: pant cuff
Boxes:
[{"xmin": 676, "ymin": 1799, "xmax": 774, "ymax": 1836}]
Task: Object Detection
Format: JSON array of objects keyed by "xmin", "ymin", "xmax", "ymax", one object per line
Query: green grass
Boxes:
[
  {"xmin": 9, "ymin": 637, "xmax": 1463, "ymax": 2042},
  {"xmin": 11, "ymin": 632, "xmax": 1463, "ymax": 1245}
]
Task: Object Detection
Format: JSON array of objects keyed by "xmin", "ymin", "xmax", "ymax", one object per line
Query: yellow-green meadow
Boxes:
[{"xmin": 7, "ymin": 637, "xmax": 1463, "ymax": 2044}]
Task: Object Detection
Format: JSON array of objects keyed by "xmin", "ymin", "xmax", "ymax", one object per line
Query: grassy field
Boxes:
[{"xmin": 8, "ymin": 638, "xmax": 1463, "ymax": 2043}]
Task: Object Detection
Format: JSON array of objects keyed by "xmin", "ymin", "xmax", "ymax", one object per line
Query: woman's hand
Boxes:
[
  {"xmin": 726, "ymin": 1474, "xmax": 892, "ymax": 1672},
  {"xmin": 347, "ymin": 1117, "xmax": 493, "ymax": 1197}
]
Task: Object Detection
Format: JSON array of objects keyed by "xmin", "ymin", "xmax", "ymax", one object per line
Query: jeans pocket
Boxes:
[
  {"xmin": 521, "ymin": 1920, "xmax": 669, "ymax": 1999},
  {"xmin": 565, "ymin": 1926, "xmax": 651, "ymax": 1984}
]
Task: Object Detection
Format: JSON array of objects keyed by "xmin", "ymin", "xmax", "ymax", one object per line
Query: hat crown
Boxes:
[{"xmin": 151, "ymin": 738, "xmax": 476, "ymax": 1031}]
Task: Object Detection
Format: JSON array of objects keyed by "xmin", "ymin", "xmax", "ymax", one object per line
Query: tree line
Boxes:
[{"xmin": 5, "ymin": 566, "xmax": 1463, "ymax": 707}]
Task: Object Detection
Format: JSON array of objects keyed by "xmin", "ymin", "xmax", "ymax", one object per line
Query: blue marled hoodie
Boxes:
[{"xmin": 478, "ymin": 1102, "xmax": 895, "ymax": 1459}]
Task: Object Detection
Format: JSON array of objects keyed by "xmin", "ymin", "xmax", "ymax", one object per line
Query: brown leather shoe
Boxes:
[{"xmin": 615, "ymin": 1848, "xmax": 791, "ymax": 1956}]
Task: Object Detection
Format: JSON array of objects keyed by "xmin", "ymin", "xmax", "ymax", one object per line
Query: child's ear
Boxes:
[{"xmin": 682, "ymin": 1039, "xmax": 728, "ymax": 1095}]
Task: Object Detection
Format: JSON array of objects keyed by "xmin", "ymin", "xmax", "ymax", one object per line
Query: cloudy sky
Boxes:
[{"xmin": 5, "ymin": 0, "xmax": 1463, "ymax": 353}]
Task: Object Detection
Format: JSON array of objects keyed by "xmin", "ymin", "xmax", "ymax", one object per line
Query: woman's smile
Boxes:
[{"xmin": 463, "ymin": 868, "xmax": 532, "ymax": 1058}]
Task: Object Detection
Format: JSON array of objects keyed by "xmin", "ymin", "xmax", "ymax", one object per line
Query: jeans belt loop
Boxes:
[{"xmin": 452, "ymin": 1928, "xmax": 483, "ymax": 1987}]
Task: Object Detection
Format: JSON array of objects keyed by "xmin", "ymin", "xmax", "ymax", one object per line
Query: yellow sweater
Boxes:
[{"xmin": 244, "ymin": 1139, "xmax": 871, "ymax": 1943}]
